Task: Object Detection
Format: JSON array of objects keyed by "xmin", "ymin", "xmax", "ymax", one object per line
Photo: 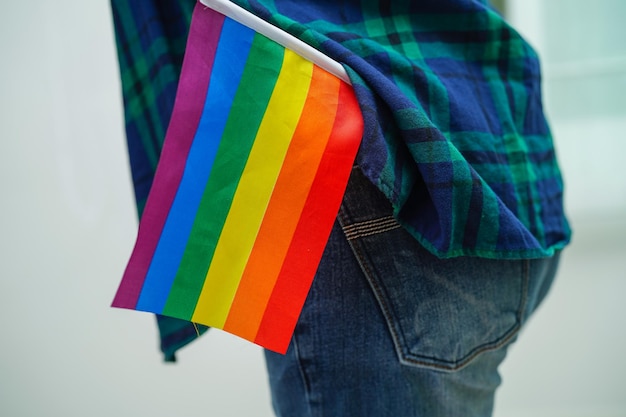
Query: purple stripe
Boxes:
[{"xmin": 113, "ymin": 5, "xmax": 226, "ymax": 308}]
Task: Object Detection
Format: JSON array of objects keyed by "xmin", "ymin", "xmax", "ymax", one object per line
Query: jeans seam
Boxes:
[
  {"xmin": 518, "ymin": 259, "xmax": 530, "ymax": 325},
  {"xmin": 337, "ymin": 208, "xmax": 411, "ymax": 369},
  {"xmin": 342, "ymin": 216, "xmax": 402, "ymax": 240},
  {"xmin": 291, "ymin": 334, "xmax": 315, "ymax": 417}
]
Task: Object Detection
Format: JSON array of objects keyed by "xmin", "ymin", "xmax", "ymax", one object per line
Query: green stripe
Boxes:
[
  {"xmin": 477, "ymin": 183, "xmax": 500, "ymax": 251},
  {"xmin": 450, "ymin": 158, "xmax": 472, "ymax": 246},
  {"xmin": 121, "ymin": 39, "xmax": 180, "ymax": 166},
  {"xmin": 114, "ymin": 0, "xmax": 193, "ymax": 172},
  {"xmin": 162, "ymin": 34, "xmax": 285, "ymax": 320}
]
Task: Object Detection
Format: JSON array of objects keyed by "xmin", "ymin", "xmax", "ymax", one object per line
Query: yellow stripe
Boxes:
[{"xmin": 192, "ymin": 49, "xmax": 314, "ymax": 327}]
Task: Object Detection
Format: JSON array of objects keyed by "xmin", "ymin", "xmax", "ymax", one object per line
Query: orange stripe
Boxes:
[
  {"xmin": 254, "ymin": 81, "xmax": 363, "ymax": 353},
  {"xmin": 222, "ymin": 66, "xmax": 341, "ymax": 340}
]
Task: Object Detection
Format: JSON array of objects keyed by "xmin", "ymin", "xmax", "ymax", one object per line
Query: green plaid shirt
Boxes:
[
  {"xmin": 111, "ymin": 0, "xmax": 570, "ymax": 360},
  {"xmin": 231, "ymin": 0, "xmax": 570, "ymax": 259}
]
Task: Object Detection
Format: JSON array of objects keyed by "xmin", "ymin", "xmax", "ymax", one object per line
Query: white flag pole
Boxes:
[{"xmin": 199, "ymin": 0, "xmax": 351, "ymax": 84}]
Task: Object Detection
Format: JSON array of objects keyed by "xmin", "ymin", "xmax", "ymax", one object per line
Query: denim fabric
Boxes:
[{"xmin": 264, "ymin": 167, "xmax": 561, "ymax": 417}]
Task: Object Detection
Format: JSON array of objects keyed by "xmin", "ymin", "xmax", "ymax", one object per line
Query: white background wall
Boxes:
[
  {"xmin": 496, "ymin": 1, "xmax": 626, "ymax": 416},
  {"xmin": 1, "ymin": 1, "xmax": 624, "ymax": 416}
]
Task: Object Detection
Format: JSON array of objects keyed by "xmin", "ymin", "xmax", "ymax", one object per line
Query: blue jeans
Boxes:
[{"xmin": 264, "ymin": 167, "xmax": 560, "ymax": 417}]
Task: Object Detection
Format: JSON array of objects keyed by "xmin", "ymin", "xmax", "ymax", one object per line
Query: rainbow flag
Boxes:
[{"xmin": 112, "ymin": 2, "xmax": 363, "ymax": 353}]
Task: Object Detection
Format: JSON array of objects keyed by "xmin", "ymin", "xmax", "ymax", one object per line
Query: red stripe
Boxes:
[
  {"xmin": 253, "ymin": 81, "xmax": 363, "ymax": 353},
  {"xmin": 222, "ymin": 66, "xmax": 340, "ymax": 341}
]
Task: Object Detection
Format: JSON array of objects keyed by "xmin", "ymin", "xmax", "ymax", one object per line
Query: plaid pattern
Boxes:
[
  {"xmin": 111, "ymin": 0, "xmax": 570, "ymax": 359},
  {"xmin": 233, "ymin": 0, "xmax": 571, "ymax": 259},
  {"xmin": 111, "ymin": 0, "xmax": 207, "ymax": 361},
  {"xmin": 111, "ymin": 0, "xmax": 195, "ymax": 216}
]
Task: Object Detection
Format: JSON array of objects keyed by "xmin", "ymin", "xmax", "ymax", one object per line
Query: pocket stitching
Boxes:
[{"xmin": 340, "ymin": 212, "xmax": 531, "ymax": 372}]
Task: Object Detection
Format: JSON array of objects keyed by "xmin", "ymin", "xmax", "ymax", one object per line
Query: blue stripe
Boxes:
[{"xmin": 136, "ymin": 19, "xmax": 256, "ymax": 313}]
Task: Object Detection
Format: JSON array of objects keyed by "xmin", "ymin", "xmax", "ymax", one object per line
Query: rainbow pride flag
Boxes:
[{"xmin": 112, "ymin": 1, "xmax": 363, "ymax": 353}]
